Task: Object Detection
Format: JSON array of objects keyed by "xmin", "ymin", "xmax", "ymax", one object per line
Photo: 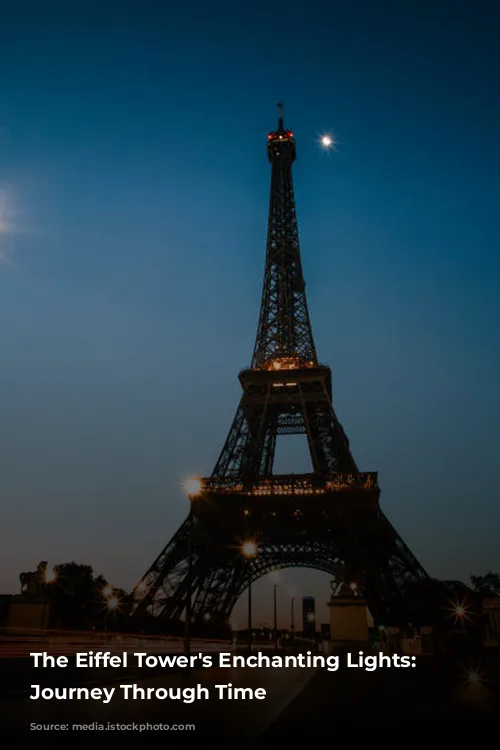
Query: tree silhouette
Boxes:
[
  {"xmin": 37, "ymin": 561, "xmax": 131, "ymax": 630},
  {"xmin": 470, "ymin": 571, "xmax": 500, "ymax": 597},
  {"xmin": 400, "ymin": 577, "xmax": 481, "ymax": 629}
]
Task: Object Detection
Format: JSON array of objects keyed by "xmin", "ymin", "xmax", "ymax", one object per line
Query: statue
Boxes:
[
  {"xmin": 328, "ymin": 567, "xmax": 370, "ymax": 648},
  {"xmin": 20, "ymin": 561, "xmax": 48, "ymax": 597},
  {"xmin": 330, "ymin": 566, "xmax": 366, "ymax": 598},
  {"xmin": 330, "ymin": 563, "xmax": 346, "ymax": 598},
  {"xmin": 8, "ymin": 561, "xmax": 53, "ymax": 633}
]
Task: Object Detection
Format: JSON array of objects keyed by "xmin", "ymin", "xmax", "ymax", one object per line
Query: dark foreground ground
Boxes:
[
  {"xmin": 1, "ymin": 649, "xmax": 499, "ymax": 746},
  {"xmin": 0, "ymin": 654, "xmax": 175, "ymax": 697},
  {"xmin": 260, "ymin": 649, "xmax": 500, "ymax": 743}
]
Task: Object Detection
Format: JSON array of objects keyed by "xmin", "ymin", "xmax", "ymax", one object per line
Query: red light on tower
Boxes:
[{"xmin": 288, "ymin": 131, "xmax": 293, "ymax": 137}]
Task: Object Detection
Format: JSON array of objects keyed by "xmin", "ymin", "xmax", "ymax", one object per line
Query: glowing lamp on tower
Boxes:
[
  {"xmin": 183, "ymin": 478, "xmax": 202, "ymax": 496},
  {"xmin": 242, "ymin": 540, "xmax": 258, "ymax": 558}
]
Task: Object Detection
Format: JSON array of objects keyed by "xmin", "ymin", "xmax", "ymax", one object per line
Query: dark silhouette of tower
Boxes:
[{"xmin": 131, "ymin": 105, "xmax": 428, "ymax": 629}]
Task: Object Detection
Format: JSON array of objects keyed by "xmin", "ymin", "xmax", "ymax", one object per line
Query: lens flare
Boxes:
[
  {"xmin": 318, "ymin": 133, "xmax": 338, "ymax": 150},
  {"xmin": 241, "ymin": 540, "xmax": 258, "ymax": 558}
]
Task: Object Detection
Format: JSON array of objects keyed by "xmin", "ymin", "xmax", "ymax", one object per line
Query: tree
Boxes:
[
  {"xmin": 470, "ymin": 571, "xmax": 500, "ymax": 598},
  {"xmin": 400, "ymin": 577, "xmax": 481, "ymax": 629},
  {"xmin": 39, "ymin": 561, "xmax": 131, "ymax": 630}
]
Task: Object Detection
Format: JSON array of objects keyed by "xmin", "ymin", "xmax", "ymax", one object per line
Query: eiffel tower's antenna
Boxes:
[
  {"xmin": 252, "ymin": 105, "xmax": 317, "ymax": 369},
  {"xmin": 277, "ymin": 101, "xmax": 284, "ymax": 129}
]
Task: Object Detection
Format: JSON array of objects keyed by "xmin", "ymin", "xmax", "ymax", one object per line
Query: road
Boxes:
[
  {"xmin": 259, "ymin": 650, "xmax": 500, "ymax": 741},
  {"xmin": 0, "ymin": 632, "xmax": 232, "ymax": 659},
  {"xmin": 3, "ymin": 639, "xmax": 498, "ymax": 743},
  {"xmin": 1, "ymin": 632, "xmax": 317, "ymax": 745},
  {"xmin": 2, "ymin": 661, "xmax": 318, "ymax": 747},
  {"xmin": 0, "ymin": 633, "xmax": 233, "ymax": 696},
  {"xmin": 0, "ymin": 633, "xmax": 281, "ymax": 696}
]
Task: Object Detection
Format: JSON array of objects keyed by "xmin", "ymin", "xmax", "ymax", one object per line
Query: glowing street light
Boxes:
[
  {"xmin": 459, "ymin": 661, "xmax": 487, "ymax": 692},
  {"xmin": 241, "ymin": 540, "xmax": 259, "ymax": 650},
  {"xmin": 183, "ymin": 478, "xmax": 202, "ymax": 496},
  {"xmin": 183, "ymin": 476, "xmax": 203, "ymax": 662},
  {"xmin": 446, "ymin": 597, "xmax": 471, "ymax": 627},
  {"xmin": 467, "ymin": 670, "xmax": 481, "ymax": 684},
  {"xmin": 242, "ymin": 540, "xmax": 258, "ymax": 558},
  {"xmin": 44, "ymin": 566, "xmax": 57, "ymax": 584},
  {"xmin": 107, "ymin": 596, "xmax": 119, "ymax": 611}
]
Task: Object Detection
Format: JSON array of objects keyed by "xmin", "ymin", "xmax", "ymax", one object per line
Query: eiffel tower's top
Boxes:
[
  {"xmin": 265, "ymin": 102, "xmax": 296, "ymax": 163},
  {"xmin": 251, "ymin": 104, "xmax": 318, "ymax": 370}
]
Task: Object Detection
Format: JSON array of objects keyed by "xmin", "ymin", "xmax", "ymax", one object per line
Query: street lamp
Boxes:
[
  {"xmin": 452, "ymin": 599, "xmax": 470, "ymax": 629},
  {"xmin": 273, "ymin": 584, "xmax": 279, "ymax": 649},
  {"xmin": 183, "ymin": 477, "xmax": 202, "ymax": 660},
  {"xmin": 42, "ymin": 566, "xmax": 57, "ymax": 632},
  {"xmin": 242, "ymin": 540, "xmax": 258, "ymax": 558},
  {"xmin": 307, "ymin": 611, "xmax": 315, "ymax": 641},
  {"xmin": 44, "ymin": 566, "xmax": 57, "ymax": 584},
  {"xmin": 465, "ymin": 669, "xmax": 483, "ymax": 685},
  {"xmin": 242, "ymin": 540, "xmax": 258, "ymax": 651},
  {"xmin": 290, "ymin": 596, "xmax": 295, "ymax": 639}
]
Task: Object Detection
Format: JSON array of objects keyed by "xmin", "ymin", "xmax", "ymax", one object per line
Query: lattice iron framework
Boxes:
[
  {"xmin": 252, "ymin": 103, "xmax": 317, "ymax": 370},
  {"xmin": 131, "ymin": 105, "xmax": 429, "ymax": 629}
]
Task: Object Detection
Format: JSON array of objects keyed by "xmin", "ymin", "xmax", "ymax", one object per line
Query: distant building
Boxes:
[{"xmin": 302, "ymin": 596, "xmax": 315, "ymax": 636}]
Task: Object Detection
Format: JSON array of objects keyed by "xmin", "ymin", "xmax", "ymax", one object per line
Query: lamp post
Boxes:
[
  {"xmin": 184, "ymin": 506, "xmax": 194, "ymax": 660},
  {"xmin": 44, "ymin": 566, "xmax": 57, "ymax": 585},
  {"xmin": 451, "ymin": 600, "xmax": 470, "ymax": 632},
  {"xmin": 273, "ymin": 584, "xmax": 279, "ymax": 649},
  {"xmin": 306, "ymin": 611, "xmax": 315, "ymax": 642},
  {"xmin": 290, "ymin": 596, "xmax": 295, "ymax": 640},
  {"xmin": 241, "ymin": 541, "xmax": 258, "ymax": 651},
  {"xmin": 183, "ymin": 478, "xmax": 202, "ymax": 661},
  {"xmin": 248, "ymin": 581, "xmax": 252, "ymax": 650},
  {"xmin": 42, "ymin": 566, "xmax": 57, "ymax": 633},
  {"xmin": 102, "ymin": 584, "xmax": 113, "ymax": 598},
  {"xmin": 107, "ymin": 596, "xmax": 120, "ymax": 613}
]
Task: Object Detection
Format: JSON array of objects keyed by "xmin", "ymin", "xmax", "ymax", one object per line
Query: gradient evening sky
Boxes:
[{"xmin": 1, "ymin": 1, "xmax": 499, "ymax": 627}]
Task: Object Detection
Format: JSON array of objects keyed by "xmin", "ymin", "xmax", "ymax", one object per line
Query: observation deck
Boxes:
[{"xmin": 203, "ymin": 472, "xmax": 379, "ymax": 495}]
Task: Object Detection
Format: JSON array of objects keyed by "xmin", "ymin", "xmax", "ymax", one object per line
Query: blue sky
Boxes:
[{"xmin": 1, "ymin": 1, "xmax": 499, "ymax": 625}]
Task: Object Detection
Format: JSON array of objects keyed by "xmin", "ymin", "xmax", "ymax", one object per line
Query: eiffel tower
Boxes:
[{"xmin": 132, "ymin": 105, "xmax": 428, "ymax": 628}]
